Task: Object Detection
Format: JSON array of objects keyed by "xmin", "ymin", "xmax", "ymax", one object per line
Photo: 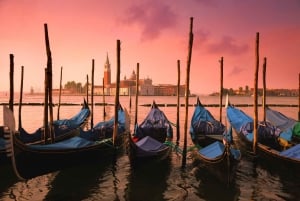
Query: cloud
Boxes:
[
  {"xmin": 193, "ymin": 0, "xmax": 218, "ymax": 6},
  {"xmin": 228, "ymin": 65, "xmax": 245, "ymax": 77},
  {"xmin": 193, "ymin": 28, "xmax": 210, "ymax": 47},
  {"xmin": 123, "ymin": 1, "xmax": 178, "ymax": 41},
  {"xmin": 205, "ymin": 35, "xmax": 249, "ymax": 55}
]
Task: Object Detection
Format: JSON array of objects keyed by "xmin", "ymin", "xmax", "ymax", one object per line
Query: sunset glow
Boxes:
[{"xmin": 1, "ymin": 0, "xmax": 299, "ymax": 95}]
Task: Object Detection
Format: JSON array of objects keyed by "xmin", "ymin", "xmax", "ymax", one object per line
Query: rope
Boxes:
[
  {"xmin": 164, "ymin": 141, "xmax": 201, "ymax": 155},
  {"xmin": 168, "ymin": 121, "xmax": 177, "ymax": 128},
  {"xmin": 95, "ymin": 138, "xmax": 116, "ymax": 149}
]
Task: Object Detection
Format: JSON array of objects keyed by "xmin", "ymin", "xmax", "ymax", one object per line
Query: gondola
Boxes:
[
  {"xmin": 17, "ymin": 99, "xmax": 90, "ymax": 144},
  {"xmin": 190, "ymin": 97, "xmax": 227, "ymax": 145},
  {"xmin": 127, "ymin": 101, "xmax": 173, "ymax": 163},
  {"xmin": 3, "ymin": 104, "xmax": 130, "ymax": 180},
  {"xmin": 0, "ymin": 126, "xmax": 6, "ymax": 163},
  {"xmin": 226, "ymin": 96, "xmax": 300, "ymax": 171},
  {"xmin": 189, "ymin": 97, "xmax": 241, "ymax": 185},
  {"xmin": 266, "ymin": 107, "xmax": 300, "ymax": 142},
  {"xmin": 0, "ymin": 99, "xmax": 90, "ymax": 163}
]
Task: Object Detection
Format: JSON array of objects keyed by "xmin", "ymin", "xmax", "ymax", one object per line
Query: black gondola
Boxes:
[
  {"xmin": 190, "ymin": 97, "xmax": 241, "ymax": 184},
  {"xmin": 3, "ymin": 104, "xmax": 129, "ymax": 180},
  {"xmin": 0, "ymin": 100, "xmax": 90, "ymax": 164},
  {"xmin": 127, "ymin": 101, "xmax": 173, "ymax": 163},
  {"xmin": 266, "ymin": 107, "xmax": 300, "ymax": 142},
  {"xmin": 226, "ymin": 96, "xmax": 300, "ymax": 172}
]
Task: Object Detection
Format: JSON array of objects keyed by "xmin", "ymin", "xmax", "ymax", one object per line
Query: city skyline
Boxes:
[{"xmin": 0, "ymin": 0, "xmax": 299, "ymax": 95}]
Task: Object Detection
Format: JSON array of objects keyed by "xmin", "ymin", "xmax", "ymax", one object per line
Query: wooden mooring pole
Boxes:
[
  {"xmin": 102, "ymin": 77, "xmax": 106, "ymax": 119},
  {"xmin": 253, "ymin": 32, "xmax": 259, "ymax": 154},
  {"xmin": 86, "ymin": 74, "xmax": 89, "ymax": 107},
  {"xmin": 44, "ymin": 68, "xmax": 49, "ymax": 144},
  {"xmin": 57, "ymin": 66, "xmax": 63, "ymax": 120},
  {"xmin": 9, "ymin": 54, "xmax": 14, "ymax": 112},
  {"xmin": 134, "ymin": 63, "xmax": 139, "ymax": 130},
  {"xmin": 298, "ymin": 73, "xmax": 300, "ymax": 121},
  {"xmin": 44, "ymin": 23, "xmax": 54, "ymax": 143},
  {"xmin": 219, "ymin": 57, "xmax": 223, "ymax": 122},
  {"xmin": 18, "ymin": 66, "xmax": 24, "ymax": 130},
  {"xmin": 91, "ymin": 59, "xmax": 95, "ymax": 128},
  {"xmin": 262, "ymin": 57, "xmax": 267, "ymax": 122},
  {"xmin": 176, "ymin": 60, "xmax": 180, "ymax": 144},
  {"xmin": 182, "ymin": 17, "xmax": 194, "ymax": 168},
  {"xmin": 113, "ymin": 40, "xmax": 121, "ymax": 146}
]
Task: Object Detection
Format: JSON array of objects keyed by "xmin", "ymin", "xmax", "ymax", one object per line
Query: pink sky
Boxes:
[{"xmin": 0, "ymin": 0, "xmax": 299, "ymax": 95}]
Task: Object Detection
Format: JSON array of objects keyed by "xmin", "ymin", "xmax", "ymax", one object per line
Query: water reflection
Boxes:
[
  {"xmin": 1, "ymin": 172, "xmax": 55, "ymax": 200},
  {"xmin": 125, "ymin": 157, "xmax": 171, "ymax": 201},
  {"xmin": 44, "ymin": 156, "xmax": 114, "ymax": 200},
  {"xmin": 254, "ymin": 157, "xmax": 300, "ymax": 201},
  {"xmin": 0, "ymin": 163, "xmax": 18, "ymax": 199},
  {"xmin": 0, "ymin": 95, "xmax": 299, "ymax": 200},
  {"xmin": 193, "ymin": 166, "xmax": 241, "ymax": 201}
]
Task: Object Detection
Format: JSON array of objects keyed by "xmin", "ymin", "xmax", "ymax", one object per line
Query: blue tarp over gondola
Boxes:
[
  {"xmin": 79, "ymin": 105, "xmax": 127, "ymax": 141},
  {"xmin": 18, "ymin": 99, "xmax": 90, "ymax": 143},
  {"xmin": 227, "ymin": 103, "xmax": 296, "ymax": 151},
  {"xmin": 134, "ymin": 101, "xmax": 173, "ymax": 143},
  {"xmin": 266, "ymin": 107, "xmax": 297, "ymax": 131},
  {"xmin": 190, "ymin": 98, "xmax": 225, "ymax": 141},
  {"xmin": 53, "ymin": 101, "xmax": 90, "ymax": 129},
  {"xmin": 226, "ymin": 105, "xmax": 253, "ymax": 133}
]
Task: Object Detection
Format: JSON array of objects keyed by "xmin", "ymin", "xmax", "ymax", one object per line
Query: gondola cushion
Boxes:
[
  {"xmin": 257, "ymin": 121, "xmax": 281, "ymax": 150},
  {"xmin": 279, "ymin": 144, "xmax": 300, "ymax": 159},
  {"xmin": 293, "ymin": 122, "xmax": 300, "ymax": 137},
  {"xmin": 136, "ymin": 136, "xmax": 167, "ymax": 152},
  {"xmin": 279, "ymin": 127, "xmax": 293, "ymax": 142},
  {"xmin": 192, "ymin": 120, "xmax": 225, "ymax": 135},
  {"xmin": 29, "ymin": 136, "xmax": 95, "ymax": 150},
  {"xmin": 240, "ymin": 122, "xmax": 254, "ymax": 141},
  {"xmin": 198, "ymin": 141, "xmax": 225, "ymax": 159}
]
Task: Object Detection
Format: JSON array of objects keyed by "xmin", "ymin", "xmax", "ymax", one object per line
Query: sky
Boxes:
[{"xmin": 0, "ymin": 0, "xmax": 299, "ymax": 95}]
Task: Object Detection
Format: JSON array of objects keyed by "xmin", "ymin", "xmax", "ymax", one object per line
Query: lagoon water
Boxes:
[{"xmin": 0, "ymin": 94, "xmax": 299, "ymax": 201}]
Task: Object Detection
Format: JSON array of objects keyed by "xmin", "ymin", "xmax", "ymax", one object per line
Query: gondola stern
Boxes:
[
  {"xmin": 2, "ymin": 105, "xmax": 26, "ymax": 181},
  {"xmin": 225, "ymin": 93, "xmax": 231, "ymax": 108}
]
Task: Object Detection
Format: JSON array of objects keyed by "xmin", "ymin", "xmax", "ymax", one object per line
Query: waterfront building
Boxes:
[{"xmin": 89, "ymin": 54, "xmax": 187, "ymax": 96}]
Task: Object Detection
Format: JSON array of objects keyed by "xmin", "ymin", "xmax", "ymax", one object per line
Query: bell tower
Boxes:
[{"xmin": 103, "ymin": 53, "xmax": 111, "ymax": 86}]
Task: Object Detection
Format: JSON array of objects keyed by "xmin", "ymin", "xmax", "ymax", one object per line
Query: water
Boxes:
[{"xmin": 0, "ymin": 94, "xmax": 299, "ymax": 201}]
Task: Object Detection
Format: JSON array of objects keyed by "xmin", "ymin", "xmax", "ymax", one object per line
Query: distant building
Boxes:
[
  {"xmin": 103, "ymin": 53, "xmax": 111, "ymax": 87},
  {"xmin": 89, "ymin": 54, "xmax": 187, "ymax": 96}
]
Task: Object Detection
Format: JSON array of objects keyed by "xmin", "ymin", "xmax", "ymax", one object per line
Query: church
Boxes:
[{"xmin": 90, "ymin": 54, "xmax": 186, "ymax": 96}]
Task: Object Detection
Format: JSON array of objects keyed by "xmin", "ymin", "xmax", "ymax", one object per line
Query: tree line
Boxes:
[{"xmin": 64, "ymin": 81, "xmax": 87, "ymax": 94}]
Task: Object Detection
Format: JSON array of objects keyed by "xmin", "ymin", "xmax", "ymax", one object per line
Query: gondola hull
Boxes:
[
  {"xmin": 127, "ymin": 134, "xmax": 171, "ymax": 163},
  {"xmin": 266, "ymin": 107, "xmax": 300, "ymax": 142},
  {"xmin": 16, "ymin": 99, "xmax": 90, "ymax": 145},
  {"xmin": 0, "ymin": 126, "xmax": 7, "ymax": 164},
  {"xmin": 190, "ymin": 143, "xmax": 240, "ymax": 185},
  {"xmin": 3, "ymin": 105, "xmax": 130, "ymax": 180},
  {"xmin": 189, "ymin": 97, "xmax": 241, "ymax": 184},
  {"xmin": 127, "ymin": 101, "xmax": 173, "ymax": 164},
  {"xmin": 226, "ymin": 104, "xmax": 300, "ymax": 172},
  {"xmin": 9, "ymin": 132, "xmax": 126, "ymax": 180}
]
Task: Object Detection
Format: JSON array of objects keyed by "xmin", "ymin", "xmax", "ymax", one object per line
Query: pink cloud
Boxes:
[
  {"xmin": 194, "ymin": 29, "xmax": 210, "ymax": 43},
  {"xmin": 227, "ymin": 65, "xmax": 246, "ymax": 77},
  {"xmin": 193, "ymin": 0, "xmax": 218, "ymax": 6},
  {"xmin": 206, "ymin": 35, "xmax": 249, "ymax": 55},
  {"xmin": 123, "ymin": 1, "xmax": 178, "ymax": 41}
]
